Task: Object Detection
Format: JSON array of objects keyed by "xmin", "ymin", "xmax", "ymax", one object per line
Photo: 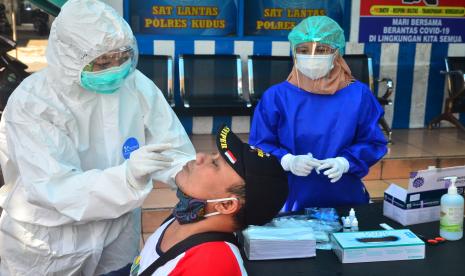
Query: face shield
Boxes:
[
  {"xmin": 80, "ymin": 42, "xmax": 139, "ymax": 94},
  {"xmin": 293, "ymin": 42, "xmax": 337, "ymax": 80}
]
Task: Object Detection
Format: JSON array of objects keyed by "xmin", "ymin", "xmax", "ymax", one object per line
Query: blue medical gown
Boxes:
[{"xmin": 249, "ymin": 81, "xmax": 387, "ymax": 211}]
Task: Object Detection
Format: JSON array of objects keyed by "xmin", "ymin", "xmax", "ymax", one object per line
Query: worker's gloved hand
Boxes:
[
  {"xmin": 316, "ymin": 157, "xmax": 349, "ymax": 183},
  {"xmin": 281, "ymin": 153, "xmax": 321, "ymax": 177},
  {"xmin": 126, "ymin": 143, "xmax": 173, "ymax": 189}
]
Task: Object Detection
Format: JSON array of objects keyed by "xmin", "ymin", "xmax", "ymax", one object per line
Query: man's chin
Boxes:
[
  {"xmin": 174, "ymin": 173, "xmax": 181, "ymax": 187},
  {"xmin": 174, "ymin": 172, "xmax": 186, "ymax": 189}
]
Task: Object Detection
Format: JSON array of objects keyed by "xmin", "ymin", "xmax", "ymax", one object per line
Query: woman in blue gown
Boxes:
[{"xmin": 249, "ymin": 16, "xmax": 388, "ymax": 211}]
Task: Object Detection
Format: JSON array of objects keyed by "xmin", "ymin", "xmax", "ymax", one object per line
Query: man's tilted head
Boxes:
[{"xmin": 174, "ymin": 124, "xmax": 288, "ymax": 229}]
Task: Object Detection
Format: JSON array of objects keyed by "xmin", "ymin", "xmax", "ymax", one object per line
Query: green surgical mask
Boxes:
[{"xmin": 80, "ymin": 61, "xmax": 132, "ymax": 94}]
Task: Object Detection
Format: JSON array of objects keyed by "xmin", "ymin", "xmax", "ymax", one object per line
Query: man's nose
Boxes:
[{"xmin": 195, "ymin": 152, "xmax": 208, "ymax": 165}]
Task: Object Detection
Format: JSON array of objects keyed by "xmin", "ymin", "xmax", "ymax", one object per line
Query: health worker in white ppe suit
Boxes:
[{"xmin": 0, "ymin": 0, "xmax": 195, "ymax": 275}]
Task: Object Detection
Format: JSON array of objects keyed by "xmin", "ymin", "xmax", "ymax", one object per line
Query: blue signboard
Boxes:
[
  {"xmin": 359, "ymin": 0, "xmax": 464, "ymax": 43},
  {"xmin": 130, "ymin": 0, "xmax": 237, "ymax": 36},
  {"xmin": 244, "ymin": 0, "xmax": 345, "ymax": 36}
]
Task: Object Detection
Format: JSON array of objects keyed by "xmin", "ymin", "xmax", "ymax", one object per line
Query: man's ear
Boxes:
[{"xmin": 214, "ymin": 198, "xmax": 240, "ymax": 215}]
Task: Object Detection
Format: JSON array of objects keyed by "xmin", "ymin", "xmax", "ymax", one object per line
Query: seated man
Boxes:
[{"xmin": 131, "ymin": 125, "xmax": 288, "ymax": 275}]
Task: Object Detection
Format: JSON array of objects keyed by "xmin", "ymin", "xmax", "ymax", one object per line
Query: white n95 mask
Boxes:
[{"xmin": 295, "ymin": 54, "xmax": 335, "ymax": 80}]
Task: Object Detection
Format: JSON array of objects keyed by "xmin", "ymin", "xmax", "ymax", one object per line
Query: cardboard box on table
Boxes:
[
  {"xmin": 383, "ymin": 165, "xmax": 465, "ymax": 226},
  {"xmin": 331, "ymin": 229, "xmax": 425, "ymax": 263}
]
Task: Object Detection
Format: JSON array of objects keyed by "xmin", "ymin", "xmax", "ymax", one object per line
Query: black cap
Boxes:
[{"xmin": 216, "ymin": 124, "xmax": 288, "ymax": 226}]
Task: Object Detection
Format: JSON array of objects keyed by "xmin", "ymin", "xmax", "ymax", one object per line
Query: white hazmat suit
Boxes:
[{"xmin": 0, "ymin": 0, "xmax": 195, "ymax": 275}]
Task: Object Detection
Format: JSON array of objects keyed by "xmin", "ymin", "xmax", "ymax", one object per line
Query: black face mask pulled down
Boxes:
[{"xmin": 172, "ymin": 188, "xmax": 237, "ymax": 224}]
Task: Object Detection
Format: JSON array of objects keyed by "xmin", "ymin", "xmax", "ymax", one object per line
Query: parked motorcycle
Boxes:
[
  {"xmin": 0, "ymin": 35, "xmax": 28, "ymax": 188},
  {"xmin": 0, "ymin": 34, "xmax": 29, "ymax": 113},
  {"xmin": 31, "ymin": 9, "xmax": 49, "ymax": 36},
  {"xmin": 0, "ymin": 4, "xmax": 12, "ymax": 36}
]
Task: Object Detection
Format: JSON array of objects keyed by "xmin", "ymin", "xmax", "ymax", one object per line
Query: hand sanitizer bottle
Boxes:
[{"xmin": 440, "ymin": 176, "xmax": 464, "ymax": 241}]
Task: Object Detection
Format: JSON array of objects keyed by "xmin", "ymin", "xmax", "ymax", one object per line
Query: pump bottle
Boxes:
[{"xmin": 440, "ymin": 176, "xmax": 464, "ymax": 241}]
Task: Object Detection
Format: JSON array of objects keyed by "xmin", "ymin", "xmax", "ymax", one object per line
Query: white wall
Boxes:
[{"xmin": 101, "ymin": 0, "xmax": 123, "ymax": 16}]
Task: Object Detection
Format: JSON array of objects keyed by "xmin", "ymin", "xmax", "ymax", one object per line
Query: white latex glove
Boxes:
[
  {"xmin": 281, "ymin": 153, "xmax": 322, "ymax": 177},
  {"xmin": 316, "ymin": 157, "xmax": 350, "ymax": 183},
  {"xmin": 126, "ymin": 143, "xmax": 174, "ymax": 189}
]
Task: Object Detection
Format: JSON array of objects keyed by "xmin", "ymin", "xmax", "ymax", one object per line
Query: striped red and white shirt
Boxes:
[{"xmin": 131, "ymin": 218, "xmax": 247, "ymax": 276}]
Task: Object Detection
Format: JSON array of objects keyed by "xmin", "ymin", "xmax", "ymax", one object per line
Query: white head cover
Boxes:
[{"xmin": 46, "ymin": 0, "xmax": 135, "ymax": 90}]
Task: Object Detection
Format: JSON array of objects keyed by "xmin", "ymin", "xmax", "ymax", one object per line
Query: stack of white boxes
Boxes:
[{"xmin": 242, "ymin": 226, "xmax": 316, "ymax": 260}]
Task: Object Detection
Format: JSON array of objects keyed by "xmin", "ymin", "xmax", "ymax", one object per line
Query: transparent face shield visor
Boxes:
[
  {"xmin": 292, "ymin": 42, "xmax": 338, "ymax": 82},
  {"xmin": 80, "ymin": 41, "xmax": 139, "ymax": 94},
  {"xmin": 82, "ymin": 43, "xmax": 138, "ymax": 73}
]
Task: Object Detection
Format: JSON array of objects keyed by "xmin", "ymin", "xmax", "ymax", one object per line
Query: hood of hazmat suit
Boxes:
[{"xmin": 0, "ymin": 0, "xmax": 195, "ymax": 275}]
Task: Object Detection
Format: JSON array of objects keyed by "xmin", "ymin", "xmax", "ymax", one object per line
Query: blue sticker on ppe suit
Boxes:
[{"xmin": 122, "ymin": 137, "xmax": 140, "ymax": 159}]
